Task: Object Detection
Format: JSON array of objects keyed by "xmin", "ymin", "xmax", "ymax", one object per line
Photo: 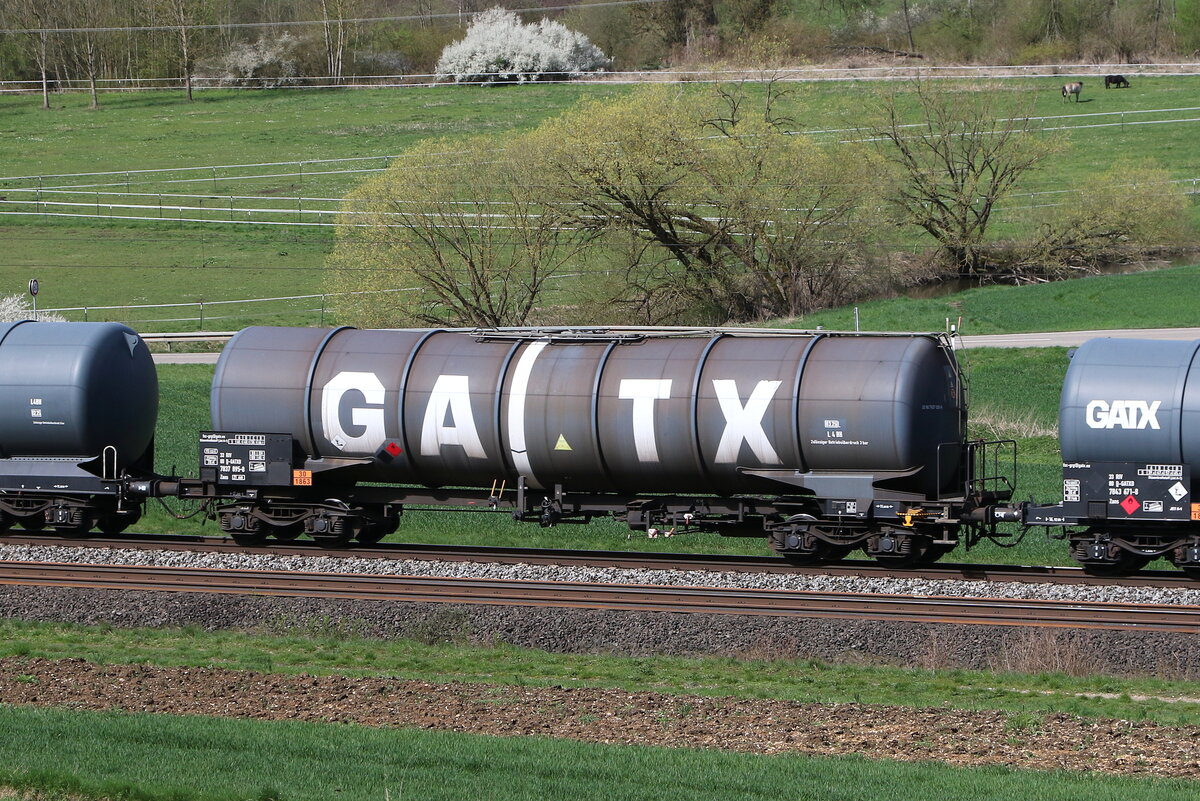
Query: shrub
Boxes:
[
  {"xmin": 435, "ymin": 7, "xmax": 609, "ymax": 83},
  {"xmin": 1009, "ymin": 165, "xmax": 1191, "ymax": 278},
  {"xmin": 211, "ymin": 34, "xmax": 303, "ymax": 88}
]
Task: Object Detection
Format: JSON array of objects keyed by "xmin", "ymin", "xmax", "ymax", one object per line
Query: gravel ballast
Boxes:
[{"xmin": 4, "ymin": 543, "xmax": 1200, "ymax": 606}]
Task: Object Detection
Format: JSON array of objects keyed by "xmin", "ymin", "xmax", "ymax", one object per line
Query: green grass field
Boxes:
[
  {"xmin": 0, "ymin": 79, "xmax": 1197, "ymax": 327},
  {"xmin": 4, "ymin": 704, "xmax": 1195, "ymax": 801},
  {"xmin": 788, "ymin": 264, "xmax": 1200, "ymax": 333}
]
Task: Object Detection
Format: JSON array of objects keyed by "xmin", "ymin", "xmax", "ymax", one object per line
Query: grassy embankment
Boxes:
[
  {"xmin": 789, "ymin": 263, "xmax": 1200, "ymax": 334},
  {"xmin": 0, "ymin": 77, "xmax": 1197, "ymax": 328},
  {"xmin": 3, "ymin": 616, "xmax": 1200, "ymax": 801}
]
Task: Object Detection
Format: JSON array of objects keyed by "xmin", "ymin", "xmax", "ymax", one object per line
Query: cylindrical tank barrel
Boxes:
[
  {"xmin": 0, "ymin": 321, "xmax": 158, "ymax": 465},
  {"xmin": 212, "ymin": 327, "xmax": 964, "ymax": 497},
  {"xmin": 1061, "ymin": 338, "xmax": 1200, "ymax": 465}
]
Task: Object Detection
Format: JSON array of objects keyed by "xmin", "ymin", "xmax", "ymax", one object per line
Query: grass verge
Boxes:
[
  {"xmin": 3, "ymin": 620, "xmax": 1199, "ymax": 727},
  {"xmin": 787, "ymin": 263, "xmax": 1200, "ymax": 334}
]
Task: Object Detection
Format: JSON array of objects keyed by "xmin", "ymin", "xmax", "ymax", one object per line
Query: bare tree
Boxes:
[
  {"xmin": 6, "ymin": 0, "xmax": 58, "ymax": 109},
  {"xmin": 62, "ymin": 0, "xmax": 112, "ymax": 108},
  {"xmin": 869, "ymin": 82, "xmax": 1060, "ymax": 276},
  {"xmin": 527, "ymin": 85, "xmax": 886, "ymax": 322},
  {"xmin": 318, "ymin": 0, "xmax": 358, "ymax": 84},
  {"xmin": 154, "ymin": 0, "xmax": 210, "ymax": 101}
]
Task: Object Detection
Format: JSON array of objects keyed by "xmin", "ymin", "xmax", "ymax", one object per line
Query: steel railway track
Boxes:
[
  {"xmin": 1, "ymin": 533, "xmax": 1196, "ymax": 589},
  {"xmin": 1, "ymin": 560, "xmax": 1196, "ymax": 632}
]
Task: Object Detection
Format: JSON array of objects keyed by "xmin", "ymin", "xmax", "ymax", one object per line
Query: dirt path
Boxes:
[{"xmin": 3, "ymin": 657, "xmax": 1199, "ymax": 779}]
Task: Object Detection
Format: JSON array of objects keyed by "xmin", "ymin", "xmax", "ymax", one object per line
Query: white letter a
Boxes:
[{"xmin": 421, "ymin": 375, "xmax": 487, "ymax": 458}]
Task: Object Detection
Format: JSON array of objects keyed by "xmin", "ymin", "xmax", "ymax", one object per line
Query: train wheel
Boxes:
[
  {"xmin": 19, "ymin": 515, "xmax": 46, "ymax": 532},
  {"xmin": 55, "ymin": 516, "xmax": 97, "ymax": 538},
  {"xmin": 866, "ymin": 531, "xmax": 933, "ymax": 567},
  {"xmin": 780, "ymin": 541, "xmax": 854, "ymax": 566},
  {"xmin": 913, "ymin": 542, "xmax": 956, "ymax": 566},
  {"xmin": 220, "ymin": 509, "xmax": 265, "ymax": 546},
  {"xmin": 231, "ymin": 531, "xmax": 268, "ymax": 547},
  {"xmin": 97, "ymin": 510, "xmax": 141, "ymax": 536},
  {"xmin": 356, "ymin": 516, "xmax": 399, "ymax": 546},
  {"xmin": 1080, "ymin": 552, "xmax": 1152, "ymax": 577},
  {"xmin": 311, "ymin": 516, "xmax": 360, "ymax": 548}
]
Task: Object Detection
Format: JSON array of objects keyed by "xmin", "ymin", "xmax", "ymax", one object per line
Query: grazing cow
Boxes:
[
  {"xmin": 1105, "ymin": 74, "xmax": 1130, "ymax": 89},
  {"xmin": 1062, "ymin": 81, "xmax": 1083, "ymax": 101}
]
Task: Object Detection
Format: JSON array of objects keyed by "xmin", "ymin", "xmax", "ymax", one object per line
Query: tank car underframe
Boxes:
[
  {"xmin": 0, "ymin": 465, "xmax": 145, "ymax": 536},
  {"xmin": 175, "ymin": 471, "xmax": 1001, "ymax": 565},
  {"xmin": 1064, "ymin": 523, "xmax": 1200, "ymax": 577},
  {"xmin": 0, "ymin": 493, "xmax": 142, "ymax": 535}
]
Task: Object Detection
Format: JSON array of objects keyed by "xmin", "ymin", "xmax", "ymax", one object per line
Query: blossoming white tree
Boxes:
[
  {"xmin": 0, "ymin": 295, "xmax": 66, "ymax": 322},
  {"xmin": 436, "ymin": 7, "xmax": 609, "ymax": 83}
]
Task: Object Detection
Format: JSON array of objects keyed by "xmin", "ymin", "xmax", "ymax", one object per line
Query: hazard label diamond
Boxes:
[
  {"xmin": 1120, "ymin": 494, "xmax": 1141, "ymax": 515},
  {"xmin": 1169, "ymin": 481, "xmax": 1189, "ymax": 501}
]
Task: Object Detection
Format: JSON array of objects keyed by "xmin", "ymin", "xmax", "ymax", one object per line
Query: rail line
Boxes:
[
  {"xmin": 1, "ymin": 534, "xmax": 1195, "ymax": 589},
  {"xmin": 0, "ymin": 560, "xmax": 1195, "ymax": 632}
]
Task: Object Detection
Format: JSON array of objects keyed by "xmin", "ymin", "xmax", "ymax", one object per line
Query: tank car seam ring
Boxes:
[{"xmin": 507, "ymin": 339, "xmax": 549, "ymax": 490}]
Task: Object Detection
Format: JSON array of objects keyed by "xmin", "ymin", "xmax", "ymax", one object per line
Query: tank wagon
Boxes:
[
  {"xmin": 1025, "ymin": 338, "xmax": 1200, "ymax": 577},
  {"xmin": 0, "ymin": 321, "xmax": 157, "ymax": 533},
  {"xmin": 191, "ymin": 326, "xmax": 1014, "ymax": 564}
]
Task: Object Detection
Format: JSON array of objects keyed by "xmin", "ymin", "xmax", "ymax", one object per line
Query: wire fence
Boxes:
[
  {"xmin": 0, "ymin": 101, "xmax": 1198, "ymax": 230},
  {"xmin": 32, "ymin": 289, "xmax": 412, "ymax": 330},
  {"xmin": 3, "ymin": 62, "xmax": 1200, "ymax": 95},
  {"xmin": 28, "ymin": 273, "xmax": 594, "ymax": 330},
  {"xmin": 0, "ymin": 174, "xmax": 1197, "ymax": 230}
]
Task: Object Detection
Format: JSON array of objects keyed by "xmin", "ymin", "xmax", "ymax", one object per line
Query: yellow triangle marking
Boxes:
[{"xmin": 554, "ymin": 434, "xmax": 572, "ymax": 451}]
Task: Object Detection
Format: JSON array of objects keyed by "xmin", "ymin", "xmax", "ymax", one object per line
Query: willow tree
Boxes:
[
  {"xmin": 525, "ymin": 85, "xmax": 889, "ymax": 322},
  {"xmin": 327, "ymin": 135, "xmax": 591, "ymax": 328}
]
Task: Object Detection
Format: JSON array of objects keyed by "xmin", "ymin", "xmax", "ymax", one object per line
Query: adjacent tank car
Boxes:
[
  {"xmin": 0, "ymin": 321, "xmax": 156, "ymax": 533},
  {"xmin": 1025, "ymin": 337, "xmax": 1200, "ymax": 577},
  {"xmin": 197, "ymin": 326, "xmax": 1013, "ymax": 563}
]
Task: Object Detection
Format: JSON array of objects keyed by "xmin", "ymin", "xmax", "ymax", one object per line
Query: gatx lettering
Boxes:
[
  {"xmin": 1086, "ymin": 399, "xmax": 1162, "ymax": 430},
  {"xmin": 617, "ymin": 378, "xmax": 783, "ymax": 465},
  {"xmin": 320, "ymin": 371, "xmax": 489, "ymax": 458},
  {"xmin": 421, "ymin": 374, "xmax": 487, "ymax": 458},
  {"xmin": 321, "ymin": 371, "xmax": 386, "ymax": 452},
  {"xmin": 323, "ymin": 370, "xmax": 788, "ymax": 466}
]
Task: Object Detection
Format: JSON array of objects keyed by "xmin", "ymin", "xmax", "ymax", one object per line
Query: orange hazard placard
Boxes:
[
  {"xmin": 1191, "ymin": 503, "xmax": 1200, "ymax": 521},
  {"xmin": 293, "ymin": 470, "xmax": 313, "ymax": 486}
]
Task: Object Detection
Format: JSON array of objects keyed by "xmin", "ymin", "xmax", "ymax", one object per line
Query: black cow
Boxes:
[{"xmin": 1105, "ymin": 74, "xmax": 1130, "ymax": 89}]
